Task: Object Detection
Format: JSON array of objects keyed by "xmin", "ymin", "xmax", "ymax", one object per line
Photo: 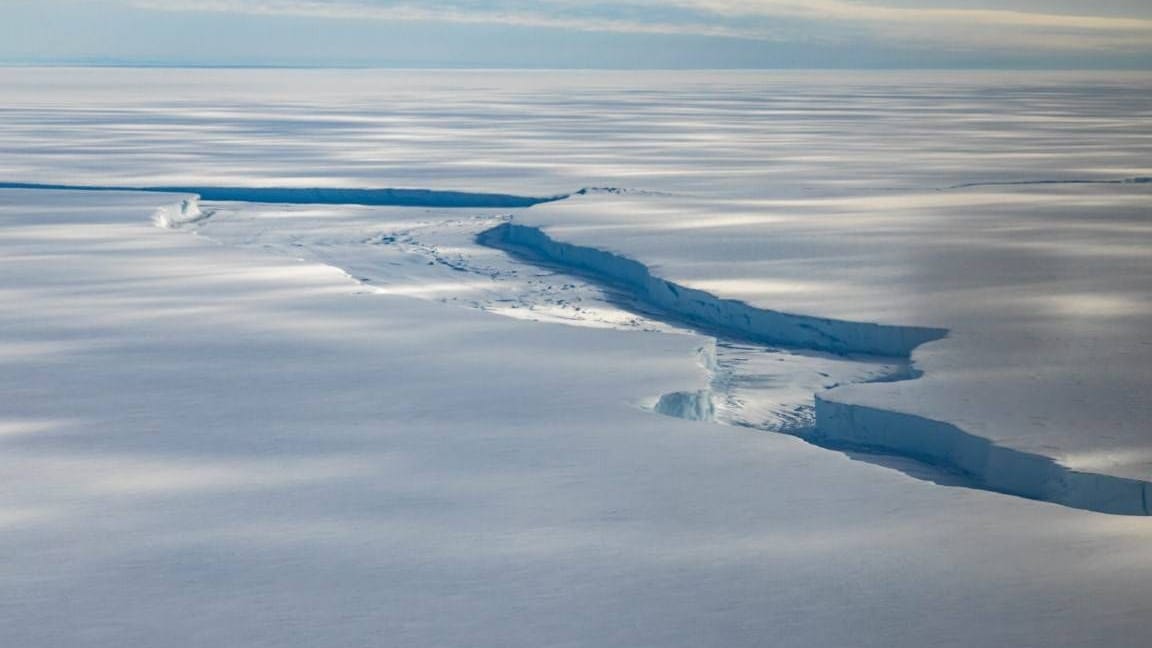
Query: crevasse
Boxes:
[{"xmin": 479, "ymin": 221, "xmax": 1152, "ymax": 515}]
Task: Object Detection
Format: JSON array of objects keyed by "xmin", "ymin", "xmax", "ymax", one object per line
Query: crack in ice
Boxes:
[
  {"xmin": 477, "ymin": 221, "xmax": 1152, "ymax": 515},
  {"xmin": 6, "ymin": 181, "xmax": 1150, "ymax": 514},
  {"xmin": 0, "ymin": 182, "xmax": 567, "ymax": 208}
]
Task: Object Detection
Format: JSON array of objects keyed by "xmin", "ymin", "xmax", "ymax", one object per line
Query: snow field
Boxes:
[
  {"xmin": 4, "ymin": 188, "xmax": 1152, "ymax": 647},
  {"xmin": 3, "ymin": 67, "xmax": 1152, "ymax": 645}
]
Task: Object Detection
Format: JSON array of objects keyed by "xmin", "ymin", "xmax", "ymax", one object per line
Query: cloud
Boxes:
[
  {"xmin": 124, "ymin": 0, "xmax": 786, "ymax": 41},
  {"xmin": 125, "ymin": 0, "xmax": 1152, "ymax": 53}
]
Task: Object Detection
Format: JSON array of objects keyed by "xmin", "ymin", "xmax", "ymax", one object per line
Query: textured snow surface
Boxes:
[
  {"xmin": 4, "ymin": 68, "xmax": 1150, "ymax": 196},
  {"xmin": 5, "ymin": 188, "xmax": 1152, "ymax": 648},
  {"xmin": 2, "ymin": 68, "xmax": 1152, "ymax": 644}
]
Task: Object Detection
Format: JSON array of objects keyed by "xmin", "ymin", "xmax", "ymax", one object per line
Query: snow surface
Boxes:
[
  {"xmin": 4, "ymin": 68, "xmax": 1150, "ymax": 196},
  {"xmin": 6, "ymin": 187, "xmax": 1152, "ymax": 648},
  {"xmin": 2, "ymin": 68, "xmax": 1152, "ymax": 644}
]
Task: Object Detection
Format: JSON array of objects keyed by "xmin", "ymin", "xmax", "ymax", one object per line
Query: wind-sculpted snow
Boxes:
[
  {"xmin": 0, "ymin": 182, "xmax": 565, "ymax": 208},
  {"xmin": 654, "ymin": 390, "xmax": 716, "ymax": 422},
  {"xmin": 479, "ymin": 220, "xmax": 1152, "ymax": 515}
]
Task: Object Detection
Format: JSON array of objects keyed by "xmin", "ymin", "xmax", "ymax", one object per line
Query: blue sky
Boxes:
[{"xmin": 2, "ymin": 0, "xmax": 1151, "ymax": 68}]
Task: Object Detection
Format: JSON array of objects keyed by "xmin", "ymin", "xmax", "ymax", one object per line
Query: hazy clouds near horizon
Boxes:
[{"xmin": 2, "ymin": 0, "xmax": 1151, "ymax": 68}]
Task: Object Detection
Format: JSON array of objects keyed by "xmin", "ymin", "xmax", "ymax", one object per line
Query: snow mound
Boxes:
[{"xmin": 152, "ymin": 198, "xmax": 206, "ymax": 229}]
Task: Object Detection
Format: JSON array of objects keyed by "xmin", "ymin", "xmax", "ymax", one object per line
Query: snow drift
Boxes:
[{"xmin": 152, "ymin": 197, "xmax": 206, "ymax": 229}]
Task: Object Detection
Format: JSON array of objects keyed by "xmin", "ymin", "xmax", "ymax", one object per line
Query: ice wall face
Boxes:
[
  {"xmin": 654, "ymin": 391, "xmax": 715, "ymax": 421},
  {"xmin": 815, "ymin": 397, "xmax": 1152, "ymax": 515},
  {"xmin": 481, "ymin": 223, "xmax": 947, "ymax": 357},
  {"xmin": 479, "ymin": 215, "xmax": 1152, "ymax": 515}
]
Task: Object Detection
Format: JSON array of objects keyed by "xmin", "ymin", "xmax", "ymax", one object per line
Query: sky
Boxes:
[{"xmin": 1, "ymin": 0, "xmax": 1151, "ymax": 68}]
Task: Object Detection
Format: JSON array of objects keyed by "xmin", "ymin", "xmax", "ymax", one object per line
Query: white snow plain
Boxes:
[{"xmin": 1, "ymin": 68, "xmax": 1152, "ymax": 645}]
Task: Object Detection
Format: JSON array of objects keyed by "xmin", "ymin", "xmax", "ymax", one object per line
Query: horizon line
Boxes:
[{"xmin": 3, "ymin": 62, "xmax": 1152, "ymax": 72}]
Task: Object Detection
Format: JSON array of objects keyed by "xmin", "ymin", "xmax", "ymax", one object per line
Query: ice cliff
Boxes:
[
  {"xmin": 479, "ymin": 223, "xmax": 947, "ymax": 357},
  {"xmin": 481, "ymin": 221, "xmax": 1152, "ymax": 515}
]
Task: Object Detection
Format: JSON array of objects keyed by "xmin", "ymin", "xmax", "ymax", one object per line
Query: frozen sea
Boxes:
[{"xmin": 2, "ymin": 68, "xmax": 1151, "ymax": 646}]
